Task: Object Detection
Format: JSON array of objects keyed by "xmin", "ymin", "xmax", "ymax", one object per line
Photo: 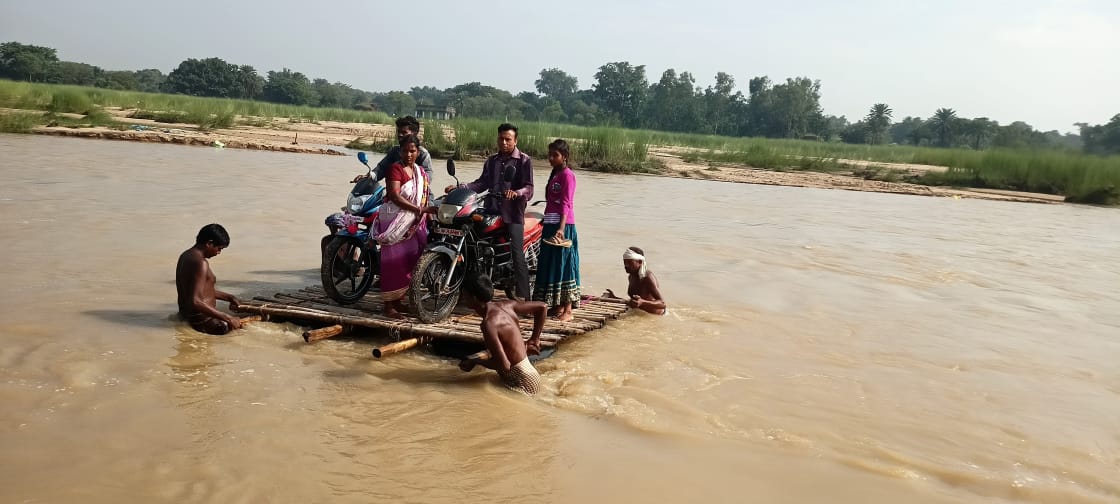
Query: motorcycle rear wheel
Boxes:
[
  {"xmin": 409, "ymin": 252, "xmax": 462, "ymax": 323},
  {"xmin": 321, "ymin": 236, "xmax": 377, "ymax": 304}
]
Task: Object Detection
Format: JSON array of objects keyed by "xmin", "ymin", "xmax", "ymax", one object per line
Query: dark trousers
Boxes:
[{"xmin": 507, "ymin": 223, "xmax": 530, "ymax": 299}]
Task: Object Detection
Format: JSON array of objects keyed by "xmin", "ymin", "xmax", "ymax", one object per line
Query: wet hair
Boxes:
[
  {"xmin": 395, "ymin": 115, "xmax": 420, "ymax": 133},
  {"xmin": 462, "ymin": 270, "xmax": 494, "ymax": 303},
  {"xmin": 197, "ymin": 223, "xmax": 230, "ymax": 247},
  {"xmin": 628, "ymin": 246, "xmax": 644, "ymax": 256},
  {"xmin": 548, "ymin": 139, "xmax": 570, "ymax": 161},
  {"xmin": 398, "ymin": 133, "xmax": 421, "ymax": 148},
  {"xmin": 498, "ymin": 122, "xmax": 518, "ymax": 138}
]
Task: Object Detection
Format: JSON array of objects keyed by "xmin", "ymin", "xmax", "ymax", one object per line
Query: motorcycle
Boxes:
[
  {"xmin": 320, "ymin": 151, "xmax": 386, "ymax": 304},
  {"xmin": 408, "ymin": 159, "xmax": 543, "ymax": 323}
]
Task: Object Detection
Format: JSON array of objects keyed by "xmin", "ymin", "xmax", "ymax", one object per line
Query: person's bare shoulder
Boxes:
[{"xmin": 177, "ymin": 248, "xmax": 201, "ymax": 272}]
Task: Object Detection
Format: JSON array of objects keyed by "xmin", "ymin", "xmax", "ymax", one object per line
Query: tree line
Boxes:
[{"xmin": 3, "ymin": 41, "xmax": 1118, "ymax": 155}]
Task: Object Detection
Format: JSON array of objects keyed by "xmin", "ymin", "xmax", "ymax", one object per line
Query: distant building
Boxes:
[{"xmin": 415, "ymin": 104, "xmax": 456, "ymax": 121}]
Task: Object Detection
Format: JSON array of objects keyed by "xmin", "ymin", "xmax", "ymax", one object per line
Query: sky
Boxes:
[{"xmin": 2, "ymin": 0, "xmax": 1117, "ymax": 133}]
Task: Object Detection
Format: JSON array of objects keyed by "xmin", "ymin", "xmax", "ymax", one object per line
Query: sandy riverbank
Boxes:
[{"xmin": 9, "ymin": 107, "xmax": 1064, "ymax": 205}]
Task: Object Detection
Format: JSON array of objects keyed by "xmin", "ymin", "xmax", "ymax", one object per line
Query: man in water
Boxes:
[
  {"xmin": 176, "ymin": 224, "xmax": 243, "ymax": 335},
  {"xmin": 604, "ymin": 246, "xmax": 667, "ymax": 316},
  {"xmin": 457, "ymin": 271, "xmax": 547, "ymax": 395},
  {"xmin": 445, "ymin": 123, "xmax": 534, "ymax": 300}
]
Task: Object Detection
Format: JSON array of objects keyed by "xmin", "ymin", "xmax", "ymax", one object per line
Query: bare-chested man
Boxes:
[
  {"xmin": 457, "ymin": 271, "xmax": 548, "ymax": 395},
  {"xmin": 176, "ymin": 224, "xmax": 243, "ymax": 335},
  {"xmin": 604, "ymin": 246, "xmax": 667, "ymax": 316}
]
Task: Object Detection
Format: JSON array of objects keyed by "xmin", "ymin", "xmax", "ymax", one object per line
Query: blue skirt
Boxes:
[{"xmin": 533, "ymin": 223, "xmax": 581, "ymax": 307}]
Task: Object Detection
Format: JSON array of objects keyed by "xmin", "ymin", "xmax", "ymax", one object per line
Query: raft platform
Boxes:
[{"xmin": 232, "ymin": 285, "xmax": 629, "ymax": 360}]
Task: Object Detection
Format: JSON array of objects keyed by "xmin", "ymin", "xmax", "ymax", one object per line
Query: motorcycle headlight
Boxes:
[
  {"xmin": 438, "ymin": 204, "xmax": 461, "ymax": 224},
  {"xmin": 347, "ymin": 194, "xmax": 370, "ymax": 213}
]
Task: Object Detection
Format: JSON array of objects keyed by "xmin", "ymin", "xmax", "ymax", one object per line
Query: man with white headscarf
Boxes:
[{"xmin": 603, "ymin": 246, "xmax": 667, "ymax": 316}]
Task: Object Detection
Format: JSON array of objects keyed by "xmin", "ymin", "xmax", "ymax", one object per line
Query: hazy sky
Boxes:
[{"xmin": 3, "ymin": 0, "xmax": 1117, "ymax": 132}]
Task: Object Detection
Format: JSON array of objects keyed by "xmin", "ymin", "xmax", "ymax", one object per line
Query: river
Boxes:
[{"xmin": 1, "ymin": 134, "xmax": 1117, "ymax": 503}]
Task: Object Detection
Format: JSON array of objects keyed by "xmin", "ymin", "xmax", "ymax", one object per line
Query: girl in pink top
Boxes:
[{"xmin": 533, "ymin": 139, "xmax": 581, "ymax": 321}]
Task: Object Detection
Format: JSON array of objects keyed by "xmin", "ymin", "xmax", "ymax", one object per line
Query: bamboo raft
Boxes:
[{"xmin": 231, "ymin": 285, "xmax": 630, "ymax": 361}]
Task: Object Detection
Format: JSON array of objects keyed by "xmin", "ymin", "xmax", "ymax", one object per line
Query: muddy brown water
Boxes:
[{"xmin": 1, "ymin": 134, "xmax": 1118, "ymax": 503}]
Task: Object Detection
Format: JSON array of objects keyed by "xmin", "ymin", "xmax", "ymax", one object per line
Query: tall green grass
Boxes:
[
  {"xmin": 0, "ymin": 80, "xmax": 392, "ymax": 127},
  {"xmin": 443, "ymin": 118, "xmax": 656, "ymax": 171},
  {"xmin": 0, "ymin": 111, "xmax": 40, "ymax": 133},
  {"xmin": 915, "ymin": 149, "xmax": 1120, "ymax": 204}
]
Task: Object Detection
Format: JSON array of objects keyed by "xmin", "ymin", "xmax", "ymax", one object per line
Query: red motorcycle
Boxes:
[{"xmin": 408, "ymin": 160, "xmax": 542, "ymax": 323}]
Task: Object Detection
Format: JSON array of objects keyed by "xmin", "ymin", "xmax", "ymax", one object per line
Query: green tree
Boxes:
[
  {"xmin": 743, "ymin": 76, "xmax": 773, "ymax": 136},
  {"xmin": 379, "ymin": 91, "xmax": 416, "ymax": 116},
  {"xmin": 863, "ymin": 103, "xmax": 893, "ymax": 144},
  {"xmin": 408, "ymin": 85, "xmax": 445, "ymax": 106},
  {"xmin": 767, "ymin": 77, "xmax": 824, "ymax": 138},
  {"xmin": 234, "ymin": 65, "xmax": 264, "ymax": 99},
  {"xmin": 646, "ymin": 69, "xmax": 701, "ymax": 132},
  {"xmin": 991, "ymin": 121, "xmax": 1036, "ymax": 149},
  {"xmin": 840, "ymin": 120, "xmax": 869, "ymax": 144},
  {"xmin": 703, "ymin": 72, "xmax": 745, "ymax": 136},
  {"xmin": 1079, "ymin": 114, "xmax": 1120, "ymax": 155},
  {"xmin": 45, "ymin": 61, "xmax": 102, "ymax": 86},
  {"xmin": 102, "ymin": 70, "xmax": 139, "ymax": 90},
  {"xmin": 928, "ymin": 108, "xmax": 958, "ymax": 147},
  {"xmin": 592, "ymin": 61, "xmax": 648, "ymax": 128},
  {"xmin": 132, "ymin": 69, "xmax": 166, "ymax": 93},
  {"xmin": 566, "ymin": 96, "xmax": 605, "ymax": 126},
  {"xmin": 0, "ymin": 42, "xmax": 58, "ymax": 81},
  {"xmin": 263, "ymin": 68, "xmax": 317, "ymax": 105},
  {"xmin": 515, "ymin": 91, "xmax": 544, "ymax": 121},
  {"xmin": 961, "ymin": 117, "xmax": 996, "ymax": 150},
  {"xmin": 819, "ymin": 115, "xmax": 849, "ymax": 141},
  {"xmin": 539, "ymin": 99, "xmax": 567, "ymax": 122},
  {"xmin": 314, "ymin": 79, "xmax": 353, "ymax": 108},
  {"xmin": 534, "ymin": 68, "xmax": 578, "ymax": 101},
  {"xmin": 890, "ymin": 116, "xmax": 927, "ymax": 145},
  {"xmin": 164, "ymin": 57, "xmax": 245, "ymax": 97}
]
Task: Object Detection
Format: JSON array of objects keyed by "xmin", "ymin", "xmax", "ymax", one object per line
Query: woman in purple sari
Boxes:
[{"xmin": 375, "ymin": 134, "xmax": 434, "ymax": 318}]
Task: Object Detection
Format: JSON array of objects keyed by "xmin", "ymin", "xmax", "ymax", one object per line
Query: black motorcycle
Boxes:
[{"xmin": 408, "ymin": 160, "xmax": 542, "ymax": 323}]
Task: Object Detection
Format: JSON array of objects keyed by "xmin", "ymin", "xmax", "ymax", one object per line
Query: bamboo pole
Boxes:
[
  {"xmin": 462, "ymin": 339, "xmax": 558, "ymax": 364},
  {"xmin": 303, "ymin": 324, "xmax": 346, "ymax": 343},
  {"xmin": 239, "ymin": 315, "xmax": 263, "ymax": 324},
  {"xmin": 234, "ymin": 303, "xmax": 489, "ymax": 343},
  {"xmin": 582, "ymin": 294, "xmax": 630, "ymax": 305},
  {"xmin": 449, "ymin": 314, "xmax": 592, "ymax": 335},
  {"xmin": 372, "ymin": 336, "xmax": 429, "ymax": 358},
  {"xmin": 281, "ymin": 289, "xmax": 595, "ymax": 335}
]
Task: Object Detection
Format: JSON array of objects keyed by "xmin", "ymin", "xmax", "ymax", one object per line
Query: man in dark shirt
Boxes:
[
  {"xmin": 324, "ymin": 116, "xmax": 433, "ymax": 249},
  {"xmin": 445, "ymin": 123, "xmax": 534, "ymax": 300},
  {"xmin": 370, "ymin": 116, "xmax": 433, "ymax": 183}
]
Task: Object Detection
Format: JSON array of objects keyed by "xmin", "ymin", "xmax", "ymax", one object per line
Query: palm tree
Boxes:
[
  {"xmin": 928, "ymin": 108, "xmax": 958, "ymax": 147},
  {"xmin": 864, "ymin": 103, "xmax": 893, "ymax": 144}
]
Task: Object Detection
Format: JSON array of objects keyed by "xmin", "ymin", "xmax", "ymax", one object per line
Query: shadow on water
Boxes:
[
  {"xmin": 163, "ymin": 268, "xmax": 321, "ymax": 296},
  {"xmin": 246, "ymin": 268, "xmax": 321, "ymax": 279},
  {"xmin": 362, "ymin": 366, "xmax": 490, "ymax": 388},
  {"xmin": 84, "ymin": 309, "xmax": 178, "ymax": 329}
]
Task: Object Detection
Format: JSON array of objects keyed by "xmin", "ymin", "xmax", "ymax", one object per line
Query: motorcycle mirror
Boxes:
[
  {"xmin": 446, "ymin": 159, "xmax": 456, "ymax": 177},
  {"xmin": 357, "ymin": 152, "xmax": 369, "ymax": 165},
  {"xmin": 502, "ymin": 165, "xmax": 516, "ymax": 183}
]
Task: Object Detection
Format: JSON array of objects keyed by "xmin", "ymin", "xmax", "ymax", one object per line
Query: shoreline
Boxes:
[{"xmin": 8, "ymin": 108, "xmax": 1064, "ymax": 205}]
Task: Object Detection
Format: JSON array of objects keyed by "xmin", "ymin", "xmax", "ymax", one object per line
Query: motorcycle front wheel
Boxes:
[
  {"xmin": 409, "ymin": 252, "xmax": 462, "ymax": 323},
  {"xmin": 321, "ymin": 236, "xmax": 378, "ymax": 304}
]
